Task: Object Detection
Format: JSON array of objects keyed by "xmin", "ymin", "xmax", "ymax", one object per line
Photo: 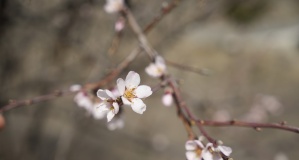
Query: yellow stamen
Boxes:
[{"xmin": 124, "ymin": 88, "xmax": 136, "ymax": 101}]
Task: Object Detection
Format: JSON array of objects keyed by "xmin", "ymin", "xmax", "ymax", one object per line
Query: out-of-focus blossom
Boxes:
[
  {"xmin": 274, "ymin": 152, "xmax": 289, "ymax": 160},
  {"xmin": 162, "ymin": 93, "xmax": 173, "ymax": 107},
  {"xmin": 74, "ymin": 91, "xmax": 93, "ymax": 112},
  {"xmin": 104, "ymin": 0, "xmax": 124, "ymax": 14},
  {"xmin": 107, "ymin": 117, "xmax": 124, "ymax": 131},
  {"xmin": 185, "ymin": 139, "xmax": 205, "ymax": 160},
  {"xmin": 117, "ymin": 71, "xmax": 152, "ymax": 114},
  {"xmin": 145, "ymin": 56, "xmax": 167, "ymax": 78},
  {"xmin": 212, "ymin": 109, "xmax": 231, "ymax": 121},
  {"xmin": 97, "ymin": 89, "xmax": 119, "ymax": 122},
  {"xmin": 258, "ymin": 94, "xmax": 283, "ymax": 116},
  {"xmin": 91, "ymin": 102, "xmax": 107, "ymax": 120},
  {"xmin": 202, "ymin": 143, "xmax": 232, "ymax": 160},
  {"xmin": 115, "ymin": 17, "xmax": 125, "ymax": 32},
  {"xmin": 70, "ymin": 84, "xmax": 82, "ymax": 92}
]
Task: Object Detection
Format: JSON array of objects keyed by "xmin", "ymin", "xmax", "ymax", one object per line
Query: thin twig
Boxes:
[
  {"xmin": 199, "ymin": 120, "xmax": 299, "ymax": 134},
  {"xmin": 0, "ymin": 90, "xmax": 73, "ymax": 113}
]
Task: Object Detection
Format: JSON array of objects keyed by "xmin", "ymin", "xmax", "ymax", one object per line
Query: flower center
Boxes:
[
  {"xmin": 124, "ymin": 88, "xmax": 136, "ymax": 101},
  {"xmin": 195, "ymin": 148, "xmax": 202, "ymax": 157}
]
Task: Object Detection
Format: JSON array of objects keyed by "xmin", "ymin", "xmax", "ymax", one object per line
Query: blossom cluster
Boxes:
[{"xmin": 185, "ymin": 138, "xmax": 232, "ymax": 160}]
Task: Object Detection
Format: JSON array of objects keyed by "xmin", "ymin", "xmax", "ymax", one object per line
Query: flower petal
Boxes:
[
  {"xmin": 92, "ymin": 105, "xmax": 106, "ymax": 119},
  {"xmin": 131, "ymin": 98, "xmax": 146, "ymax": 114},
  {"xmin": 105, "ymin": 89, "xmax": 116, "ymax": 100},
  {"xmin": 156, "ymin": 56, "xmax": 166, "ymax": 70},
  {"xmin": 162, "ymin": 93, "xmax": 173, "ymax": 107},
  {"xmin": 112, "ymin": 102, "xmax": 119, "ymax": 114},
  {"xmin": 107, "ymin": 111, "xmax": 115, "ymax": 122},
  {"xmin": 70, "ymin": 84, "xmax": 82, "ymax": 92},
  {"xmin": 125, "ymin": 71, "xmax": 140, "ymax": 89},
  {"xmin": 97, "ymin": 89, "xmax": 110, "ymax": 100},
  {"xmin": 218, "ymin": 146, "xmax": 232, "ymax": 156},
  {"xmin": 202, "ymin": 149, "xmax": 213, "ymax": 160},
  {"xmin": 135, "ymin": 85, "xmax": 152, "ymax": 98},
  {"xmin": 117, "ymin": 78, "xmax": 126, "ymax": 95},
  {"xmin": 145, "ymin": 64, "xmax": 160, "ymax": 77},
  {"xmin": 121, "ymin": 97, "xmax": 131, "ymax": 105},
  {"xmin": 96, "ymin": 102, "xmax": 110, "ymax": 112},
  {"xmin": 186, "ymin": 151, "xmax": 199, "ymax": 160},
  {"xmin": 194, "ymin": 140, "xmax": 205, "ymax": 149},
  {"xmin": 185, "ymin": 140, "xmax": 197, "ymax": 150}
]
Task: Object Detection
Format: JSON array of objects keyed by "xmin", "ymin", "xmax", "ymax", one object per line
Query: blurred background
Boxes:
[{"xmin": 0, "ymin": 0, "xmax": 299, "ymax": 159}]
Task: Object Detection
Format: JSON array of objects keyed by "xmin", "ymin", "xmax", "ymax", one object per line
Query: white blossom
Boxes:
[
  {"xmin": 202, "ymin": 143, "xmax": 232, "ymax": 160},
  {"xmin": 117, "ymin": 71, "xmax": 152, "ymax": 114},
  {"xmin": 91, "ymin": 102, "xmax": 107, "ymax": 120},
  {"xmin": 145, "ymin": 56, "xmax": 167, "ymax": 78},
  {"xmin": 70, "ymin": 84, "xmax": 82, "ymax": 92},
  {"xmin": 104, "ymin": 0, "xmax": 124, "ymax": 14},
  {"xmin": 162, "ymin": 93, "xmax": 173, "ymax": 107},
  {"xmin": 107, "ymin": 117, "xmax": 124, "ymax": 131},
  {"xmin": 185, "ymin": 139, "xmax": 205, "ymax": 160},
  {"xmin": 96, "ymin": 89, "xmax": 119, "ymax": 122},
  {"xmin": 74, "ymin": 91, "xmax": 93, "ymax": 112}
]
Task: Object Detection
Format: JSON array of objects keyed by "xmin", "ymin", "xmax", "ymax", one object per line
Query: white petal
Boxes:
[
  {"xmin": 131, "ymin": 98, "xmax": 146, "ymax": 114},
  {"xmin": 70, "ymin": 84, "xmax": 82, "ymax": 92},
  {"xmin": 145, "ymin": 64, "xmax": 161, "ymax": 78},
  {"xmin": 162, "ymin": 93, "xmax": 173, "ymax": 107},
  {"xmin": 155, "ymin": 56, "xmax": 166, "ymax": 70},
  {"xmin": 185, "ymin": 140, "xmax": 197, "ymax": 150},
  {"xmin": 112, "ymin": 102, "xmax": 119, "ymax": 114},
  {"xmin": 125, "ymin": 71, "xmax": 140, "ymax": 89},
  {"xmin": 117, "ymin": 78, "xmax": 126, "ymax": 95},
  {"xmin": 92, "ymin": 106, "xmax": 106, "ymax": 119},
  {"xmin": 121, "ymin": 97, "xmax": 131, "ymax": 105},
  {"xmin": 97, "ymin": 89, "xmax": 110, "ymax": 100},
  {"xmin": 218, "ymin": 146, "xmax": 232, "ymax": 156},
  {"xmin": 107, "ymin": 111, "xmax": 115, "ymax": 122},
  {"xmin": 105, "ymin": 89, "xmax": 116, "ymax": 100},
  {"xmin": 135, "ymin": 85, "xmax": 152, "ymax": 98},
  {"xmin": 186, "ymin": 151, "xmax": 199, "ymax": 160},
  {"xmin": 96, "ymin": 102, "xmax": 110, "ymax": 112},
  {"xmin": 104, "ymin": 0, "xmax": 124, "ymax": 13},
  {"xmin": 194, "ymin": 140, "xmax": 205, "ymax": 149},
  {"xmin": 202, "ymin": 149, "xmax": 213, "ymax": 160}
]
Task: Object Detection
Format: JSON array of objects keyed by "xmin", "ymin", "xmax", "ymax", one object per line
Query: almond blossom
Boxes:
[
  {"xmin": 202, "ymin": 143, "xmax": 232, "ymax": 160},
  {"xmin": 104, "ymin": 0, "xmax": 124, "ymax": 14},
  {"xmin": 117, "ymin": 71, "xmax": 152, "ymax": 114},
  {"xmin": 162, "ymin": 88, "xmax": 173, "ymax": 107},
  {"xmin": 185, "ymin": 139, "xmax": 205, "ymax": 160},
  {"xmin": 96, "ymin": 89, "xmax": 119, "ymax": 122},
  {"xmin": 145, "ymin": 56, "xmax": 167, "ymax": 78}
]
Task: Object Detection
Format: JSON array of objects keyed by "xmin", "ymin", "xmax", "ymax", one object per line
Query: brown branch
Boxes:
[
  {"xmin": 0, "ymin": 90, "xmax": 73, "ymax": 113},
  {"xmin": 198, "ymin": 120, "xmax": 299, "ymax": 134},
  {"xmin": 123, "ymin": 3, "xmax": 218, "ymax": 143},
  {"xmin": 143, "ymin": 0, "xmax": 182, "ymax": 33}
]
